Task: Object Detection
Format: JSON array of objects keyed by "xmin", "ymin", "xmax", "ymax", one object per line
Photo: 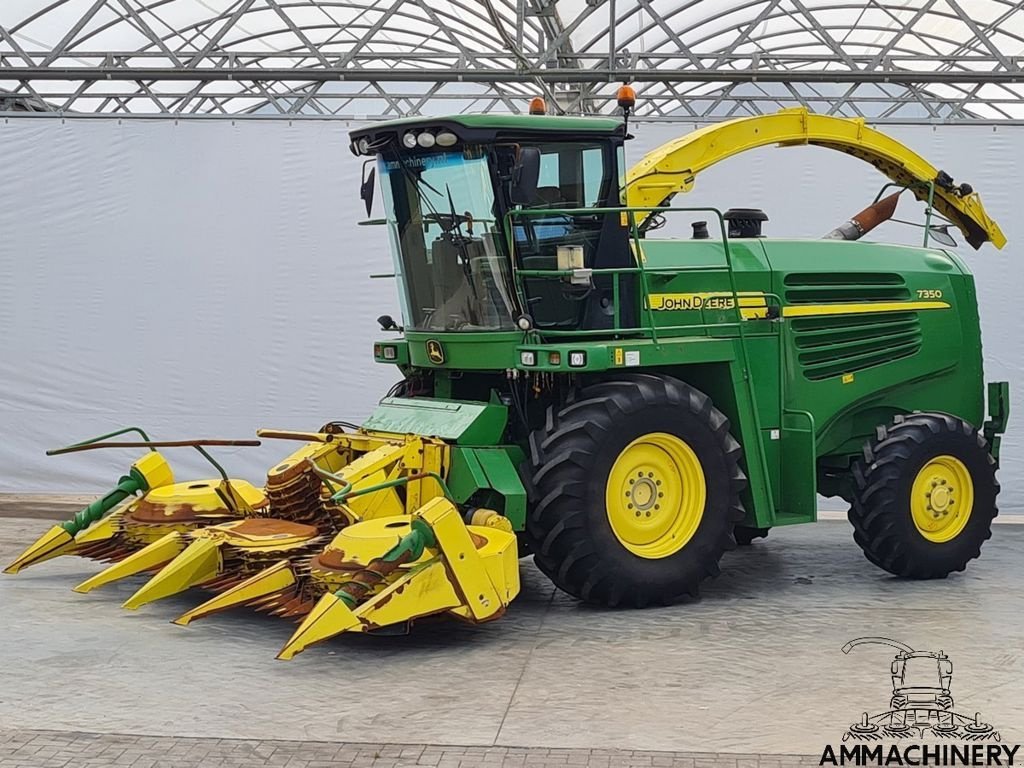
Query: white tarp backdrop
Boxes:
[{"xmin": 1, "ymin": 118, "xmax": 1021, "ymax": 512}]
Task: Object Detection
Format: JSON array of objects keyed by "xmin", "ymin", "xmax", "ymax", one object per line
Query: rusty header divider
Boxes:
[
  {"xmin": 47, "ymin": 439, "xmax": 262, "ymax": 456},
  {"xmin": 46, "ymin": 439, "xmax": 261, "ymax": 492},
  {"xmin": 58, "ymin": 426, "xmax": 156, "ymax": 453}
]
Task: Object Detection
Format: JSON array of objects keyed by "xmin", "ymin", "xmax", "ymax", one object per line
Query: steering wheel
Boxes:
[{"xmin": 423, "ymin": 212, "xmax": 473, "ymax": 233}]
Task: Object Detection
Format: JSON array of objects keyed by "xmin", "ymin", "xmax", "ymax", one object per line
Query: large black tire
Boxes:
[
  {"xmin": 526, "ymin": 374, "xmax": 746, "ymax": 607},
  {"xmin": 849, "ymin": 413, "xmax": 999, "ymax": 579}
]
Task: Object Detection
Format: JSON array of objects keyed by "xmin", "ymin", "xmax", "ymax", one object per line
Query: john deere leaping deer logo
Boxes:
[
  {"xmin": 841, "ymin": 637, "xmax": 1000, "ymax": 742},
  {"xmin": 425, "ymin": 339, "xmax": 445, "ymax": 365}
]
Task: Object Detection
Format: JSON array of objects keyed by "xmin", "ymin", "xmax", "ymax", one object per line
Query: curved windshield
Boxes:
[{"xmin": 378, "ymin": 147, "xmax": 517, "ymax": 332}]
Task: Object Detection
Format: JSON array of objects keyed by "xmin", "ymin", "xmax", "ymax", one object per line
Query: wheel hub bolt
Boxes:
[{"xmin": 629, "ymin": 477, "xmax": 658, "ymax": 512}]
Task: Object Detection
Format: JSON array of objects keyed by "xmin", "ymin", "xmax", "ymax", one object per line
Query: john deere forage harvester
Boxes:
[{"xmin": 6, "ymin": 104, "xmax": 1009, "ymax": 659}]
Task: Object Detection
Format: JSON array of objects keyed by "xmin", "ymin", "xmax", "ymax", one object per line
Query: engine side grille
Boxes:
[
  {"xmin": 791, "ymin": 312, "xmax": 922, "ymax": 381},
  {"xmin": 784, "ymin": 272, "xmax": 921, "ymax": 381},
  {"xmin": 783, "ymin": 271, "xmax": 911, "ymax": 305}
]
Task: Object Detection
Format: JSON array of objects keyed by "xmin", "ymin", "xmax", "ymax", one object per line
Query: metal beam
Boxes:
[
  {"xmin": 3, "ymin": 58, "xmax": 1024, "ymax": 84},
  {"xmin": 3, "ymin": 0, "xmax": 1024, "ymax": 120}
]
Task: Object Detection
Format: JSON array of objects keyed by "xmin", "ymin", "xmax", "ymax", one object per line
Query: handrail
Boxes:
[
  {"xmin": 872, "ymin": 179, "xmax": 938, "ymax": 248},
  {"xmin": 504, "ymin": 204, "xmax": 781, "ymax": 341},
  {"xmin": 505, "ymin": 205, "xmax": 736, "ymax": 335},
  {"xmin": 505, "ymin": 203, "xmax": 776, "ymax": 522},
  {"xmin": 531, "ymin": 316, "xmax": 781, "ymax": 339},
  {"xmin": 516, "ymin": 265, "xmax": 731, "ymax": 276},
  {"xmin": 625, "ymin": 209, "xmax": 661, "ymax": 345}
]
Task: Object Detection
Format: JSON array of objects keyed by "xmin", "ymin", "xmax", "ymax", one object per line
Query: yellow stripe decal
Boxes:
[{"xmin": 781, "ymin": 301, "xmax": 950, "ymax": 319}]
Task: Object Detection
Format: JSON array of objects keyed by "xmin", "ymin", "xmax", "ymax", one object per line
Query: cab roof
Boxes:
[
  {"xmin": 358, "ymin": 114, "xmax": 622, "ymax": 133},
  {"xmin": 349, "ymin": 113, "xmax": 625, "ymax": 153}
]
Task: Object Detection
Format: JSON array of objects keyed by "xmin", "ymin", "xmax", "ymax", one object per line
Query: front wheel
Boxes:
[
  {"xmin": 849, "ymin": 413, "xmax": 999, "ymax": 579},
  {"xmin": 525, "ymin": 374, "xmax": 746, "ymax": 607}
]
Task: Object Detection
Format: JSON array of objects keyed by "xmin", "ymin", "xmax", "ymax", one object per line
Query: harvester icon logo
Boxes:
[{"xmin": 841, "ymin": 637, "xmax": 1000, "ymax": 742}]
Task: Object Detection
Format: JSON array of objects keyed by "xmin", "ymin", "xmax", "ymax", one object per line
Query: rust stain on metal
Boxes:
[
  {"xmin": 312, "ymin": 548, "xmax": 365, "ymax": 572},
  {"xmin": 229, "ymin": 518, "xmax": 317, "ymax": 538},
  {"xmin": 128, "ymin": 502, "xmax": 238, "ymax": 524},
  {"xmin": 335, "ymin": 549, "xmax": 415, "ymax": 607}
]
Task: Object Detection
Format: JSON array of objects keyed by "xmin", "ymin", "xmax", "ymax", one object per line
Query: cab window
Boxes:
[
  {"xmin": 514, "ymin": 142, "xmax": 615, "ymax": 328},
  {"xmin": 530, "ymin": 143, "xmax": 609, "ymax": 209}
]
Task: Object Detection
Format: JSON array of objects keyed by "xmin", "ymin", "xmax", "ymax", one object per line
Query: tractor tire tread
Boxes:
[
  {"xmin": 525, "ymin": 374, "xmax": 746, "ymax": 607},
  {"xmin": 848, "ymin": 412, "xmax": 998, "ymax": 579}
]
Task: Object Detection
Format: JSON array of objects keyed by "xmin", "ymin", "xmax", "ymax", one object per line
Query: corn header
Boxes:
[
  {"xmin": 6, "ymin": 105, "xmax": 1010, "ymax": 658},
  {"xmin": 5, "ymin": 425, "xmax": 519, "ymax": 658}
]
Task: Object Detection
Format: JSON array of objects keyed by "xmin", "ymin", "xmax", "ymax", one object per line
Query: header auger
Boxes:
[{"xmin": 6, "ymin": 106, "xmax": 1010, "ymax": 658}]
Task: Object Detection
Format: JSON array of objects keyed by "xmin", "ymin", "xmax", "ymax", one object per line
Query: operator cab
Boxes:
[{"xmin": 350, "ymin": 115, "xmax": 629, "ymax": 334}]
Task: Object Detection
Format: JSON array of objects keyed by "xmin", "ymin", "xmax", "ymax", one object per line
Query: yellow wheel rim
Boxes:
[
  {"xmin": 605, "ymin": 432, "xmax": 706, "ymax": 559},
  {"xmin": 910, "ymin": 455, "xmax": 974, "ymax": 543}
]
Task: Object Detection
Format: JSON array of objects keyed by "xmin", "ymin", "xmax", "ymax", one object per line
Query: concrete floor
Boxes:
[{"xmin": 1, "ymin": 517, "xmax": 1022, "ymax": 756}]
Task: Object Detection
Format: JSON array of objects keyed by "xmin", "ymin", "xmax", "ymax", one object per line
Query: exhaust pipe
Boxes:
[{"xmin": 824, "ymin": 191, "xmax": 900, "ymax": 241}]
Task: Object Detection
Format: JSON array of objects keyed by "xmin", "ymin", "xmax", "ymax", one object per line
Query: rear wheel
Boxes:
[
  {"xmin": 526, "ymin": 374, "xmax": 746, "ymax": 607},
  {"xmin": 849, "ymin": 413, "xmax": 998, "ymax": 579}
]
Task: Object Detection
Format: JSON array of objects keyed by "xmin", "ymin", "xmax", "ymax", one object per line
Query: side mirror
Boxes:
[
  {"xmin": 360, "ymin": 161, "xmax": 376, "ymax": 217},
  {"xmin": 928, "ymin": 224, "xmax": 957, "ymax": 248},
  {"xmin": 377, "ymin": 314, "xmax": 400, "ymax": 331},
  {"xmin": 510, "ymin": 147, "xmax": 541, "ymax": 205}
]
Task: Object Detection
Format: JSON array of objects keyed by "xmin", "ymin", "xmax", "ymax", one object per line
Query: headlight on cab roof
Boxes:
[{"xmin": 397, "ymin": 129, "xmax": 459, "ymax": 150}]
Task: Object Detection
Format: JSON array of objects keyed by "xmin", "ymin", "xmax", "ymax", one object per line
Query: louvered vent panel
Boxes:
[
  {"xmin": 785, "ymin": 273, "xmax": 921, "ymax": 381},
  {"xmin": 783, "ymin": 272, "xmax": 911, "ymax": 304}
]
